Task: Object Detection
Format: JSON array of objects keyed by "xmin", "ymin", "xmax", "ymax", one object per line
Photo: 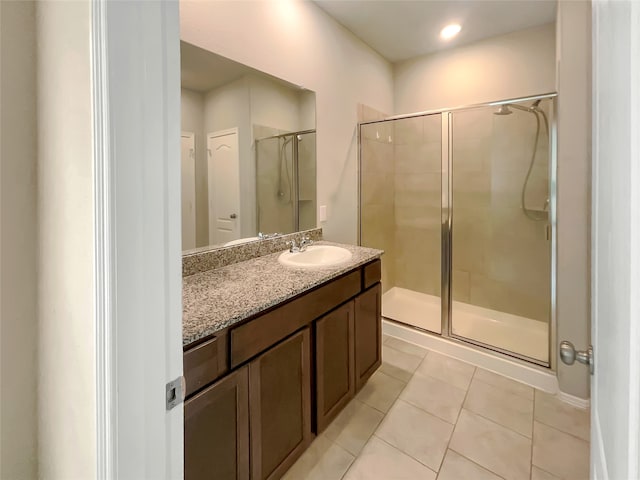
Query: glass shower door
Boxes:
[
  {"xmin": 449, "ymin": 99, "xmax": 553, "ymax": 364},
  {"xmin": 296, "ymin": 132, "xmax": 317, "ymax": 231},
  {"xmin": 256, "ymin": 135, "xmax": 295, "ymax": 234},
  {"xmin": 360, "ymin": 114, "xmax": 443, "ymax": 334}
]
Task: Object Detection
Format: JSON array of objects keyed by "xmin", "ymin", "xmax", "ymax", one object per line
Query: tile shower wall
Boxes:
[
  {"xmin": 297, "ymin": 132, "xmax": 317, "ymax": 230},
  {"xmin": 359, "ymin": 105, "xmax": 395, "ymax": 293},
  {"xmin": 393, "ymin": 115, "xmax": 442, "ymax": 298}
]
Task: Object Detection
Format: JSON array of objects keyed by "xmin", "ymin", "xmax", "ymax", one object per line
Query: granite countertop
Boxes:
[{"xmin": 182, "ymin": 241, "xmax": 383, "ymax": 347}]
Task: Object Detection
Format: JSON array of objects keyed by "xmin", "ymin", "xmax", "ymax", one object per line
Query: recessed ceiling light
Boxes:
[{"xmin": 440, "ymin": 24, "xmax": 462, "ymax": 40}]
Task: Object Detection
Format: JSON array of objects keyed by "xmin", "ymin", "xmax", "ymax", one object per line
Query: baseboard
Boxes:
[
  {"xmin": 556, "ymin": 390, "xmax": 591, "ymax": 409},
  {"xmin": 592, "ymin": 411, "xmax": 608, "ymax": 480},
  {"xmin": 383, "ymin": 320, "xmax": 559, "ymax": 393}
]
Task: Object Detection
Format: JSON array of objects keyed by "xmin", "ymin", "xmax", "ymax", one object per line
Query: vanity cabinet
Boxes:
[
  {"xmin": 249, "ymin": 328, "xmax": 312, "ymax": 480},
  {"xmin": 184, "ymin": 366, "xmax": 250, "ymax": 480},
  {"xmin": 183, "ymin": 259, "xmax": 381, "ymax": 480}
]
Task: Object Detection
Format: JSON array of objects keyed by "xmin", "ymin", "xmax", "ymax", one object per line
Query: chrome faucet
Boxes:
[
  {"xmin": 286, "ymin": 239, "xmax": 300, "ymax": 253},
  {"xmin": 258, "ymin": 232, "xmax": 281, "ymax": 240},
  {"xmin": 286, "ymin": 236, "xmax": 313, "ymax": 253},
  {"xmin": 299, "ymin": 236, "xmax": 313, "ymax": 251}
]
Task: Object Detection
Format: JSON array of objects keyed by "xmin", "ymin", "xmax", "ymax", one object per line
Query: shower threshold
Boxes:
[{"xmin": 382, "ymin": 287, "xmax": 549, "ymax": 364}]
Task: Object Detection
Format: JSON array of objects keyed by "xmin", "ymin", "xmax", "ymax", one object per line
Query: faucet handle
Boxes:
[
  {"xmin": 298, "ymin": 236, "xmax": 313, "ymax": 251},
  {"xmin": 286, "ymin": 239, "xmax": 299, "ymax": 253}
]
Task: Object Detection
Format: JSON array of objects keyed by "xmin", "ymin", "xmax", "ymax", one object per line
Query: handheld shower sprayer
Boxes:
[{"xmin": 493, "ymin": 99, "xmax": 550, "ymax": 221}]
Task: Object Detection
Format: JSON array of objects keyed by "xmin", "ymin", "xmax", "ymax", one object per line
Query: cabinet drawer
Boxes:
[
  {"xmin": 230, "ymin": 270, "xmax": 361, "ymax": 368},
  {"xmin": 184, "ymin": 332, "xmax": 229, "ymax": 398},
  {"xmin": 363, "ymin": 259, "xmax": 381, "ymax": 289}
]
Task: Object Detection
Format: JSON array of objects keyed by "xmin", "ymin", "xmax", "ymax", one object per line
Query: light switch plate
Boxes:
[{"xmin": 319, "ymin": 205, "xmax": 327, "ymax": 222}]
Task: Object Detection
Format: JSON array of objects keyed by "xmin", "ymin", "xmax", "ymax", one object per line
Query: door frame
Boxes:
[
  {"xmin": 93, "ymin": 1, "xmax": 183, "ymax": 478},
  {"xmin": 181, "ymin": 131, "xmax": 196, "ymax": 250}
]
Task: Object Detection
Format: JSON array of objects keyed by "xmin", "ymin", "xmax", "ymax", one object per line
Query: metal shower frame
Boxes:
[{"xmin": 357, "ymin": 92, "xmax": 558, "ymax": 370}]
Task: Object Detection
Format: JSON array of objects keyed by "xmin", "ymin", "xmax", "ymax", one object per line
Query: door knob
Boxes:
[
  {"xmin": 229, "ymin": 213, "xmax": 237, "ymax": 219},
  {"xmin": 559, "ymin": 341, "xmax": 594, "ymax": 374}
]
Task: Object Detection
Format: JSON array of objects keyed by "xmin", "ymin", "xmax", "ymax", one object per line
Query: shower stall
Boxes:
[
  {"xmin": 255, "ymin": 130, "xmax": 317, "ymax": 234},
  {"xmin": 359, "ymin": 94, "xmax": 556, "ymax": 366}
]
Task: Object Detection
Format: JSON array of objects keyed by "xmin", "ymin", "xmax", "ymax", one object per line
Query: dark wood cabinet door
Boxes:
[
  {"xmin": 354, "ymin": 283, "xmax": 382, "ymax": 392},
  {"xmin": 315, "ymin": 301, "xmax": 355, "ymax": 432},
  {"xmin": 249, "ymin": 328, "xmax": 312, "ymax": 480},
  {"xmin": 184, "ymin": 366, "xmax": 249, "ymax": 480}
]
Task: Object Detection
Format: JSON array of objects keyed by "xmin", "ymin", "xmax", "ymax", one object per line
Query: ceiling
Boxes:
[
  {"xmin": 181, "ymin": 42, "xmax": 302, "ymax": 93},
  {"xmin": 180, "ymin": 42, "xmax": 251, "ymax": 92},
  {"xmin": 313, "ymin": 0, "xmax": 557, "ymax": 63}
]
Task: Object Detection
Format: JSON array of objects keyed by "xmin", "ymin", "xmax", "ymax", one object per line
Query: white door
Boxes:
[
  {"xmin": 591, "ymin": 1, "xmax": 640, "ymax": 478},
  {"xmin": 181, "ymin": 132, "xmax": 196, "ymax": 250},
  {"xmin": 207, "ymin": 129, "xmax": 240, "ymax": 245}
]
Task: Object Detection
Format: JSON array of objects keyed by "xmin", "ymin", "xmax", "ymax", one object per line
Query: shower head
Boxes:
[
  {"xmin": 530, "ymin": 99, "xmax": 542, "ymax": 111},
  {"xmin": 496, "ymin": 101, "xmax": 541, "ymax": 115},
  {"xmin": 494, "ymin": 105, "xmax": 513, "ymax": 116}
]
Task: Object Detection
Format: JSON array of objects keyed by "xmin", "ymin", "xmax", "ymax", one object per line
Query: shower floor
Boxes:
[{"xmin": 382, "ymin": 287, "xmax": 549, "ymax": 363}]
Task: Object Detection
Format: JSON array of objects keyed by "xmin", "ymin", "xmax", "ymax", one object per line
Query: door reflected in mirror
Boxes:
[{"xmin": 180, "ymin": 41, "xmax": 316, "ymax": 252}]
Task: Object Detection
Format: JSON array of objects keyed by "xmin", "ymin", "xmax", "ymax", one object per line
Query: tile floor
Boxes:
[{"xmin": 283, "ymin": 335, "xmax": 590, "ymax": 480}]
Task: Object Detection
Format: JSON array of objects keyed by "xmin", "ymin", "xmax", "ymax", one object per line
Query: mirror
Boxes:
[{"xmin": 180, "ymin": 41, "xmax": 316, "ymax": 252}]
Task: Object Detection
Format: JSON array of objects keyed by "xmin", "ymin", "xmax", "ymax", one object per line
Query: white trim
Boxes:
[
  {"xmin": 628, "ymin": 1, "xmax": 640, "ymax": 476},
  {"xmin": 91, "ymin": 1, "xmax": 116, "ymax": 478},
  {"xmin": 593, "ymin": 411, "xmax": 609, "ymax": 480},
  {"xmin": 556, "ymin": 391, "xmax": 590, "ymax": 410},
  {"xmin": 209, "ymin": 127, "xmax": 238, "ymax": 139},
  {"xmin": 383, "ymin": 320, "xmax": 559, "ymax": 394}
]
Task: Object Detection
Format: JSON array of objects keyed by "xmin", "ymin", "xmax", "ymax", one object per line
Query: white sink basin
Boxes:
[
  {"xmin": 224, "ymin": 236, "xmax": 259, "ymax": 247},
  {"xmin": 278, "ymin": 245, "xmax": 352, "ymax": 269}
]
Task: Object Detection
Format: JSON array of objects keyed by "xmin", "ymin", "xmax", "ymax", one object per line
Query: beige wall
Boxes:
[
  {"xmin": 181, "ymin": 88, "xmax": 209, "ymax": 247},
  {"xmin": 180, "ymin": 0, "xmax": 394, "ymax": 244},
  {"xmin": 555, "ymin": 0, "xmax": 591, "ymax": 399},
  {"xmin": 36, "ymin": 1, "xmax": 96, "ymax": 477},
  {"xmin": 249, "ymin": 74, "xmax": 308, "ymax": 132},
  {"xmin": 394, "ymin": 23, "xmax": 556, "ymax": 114},
  {"xmin": 0, "ymin": 1, "xmax": 38, "ymax": 478}
]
